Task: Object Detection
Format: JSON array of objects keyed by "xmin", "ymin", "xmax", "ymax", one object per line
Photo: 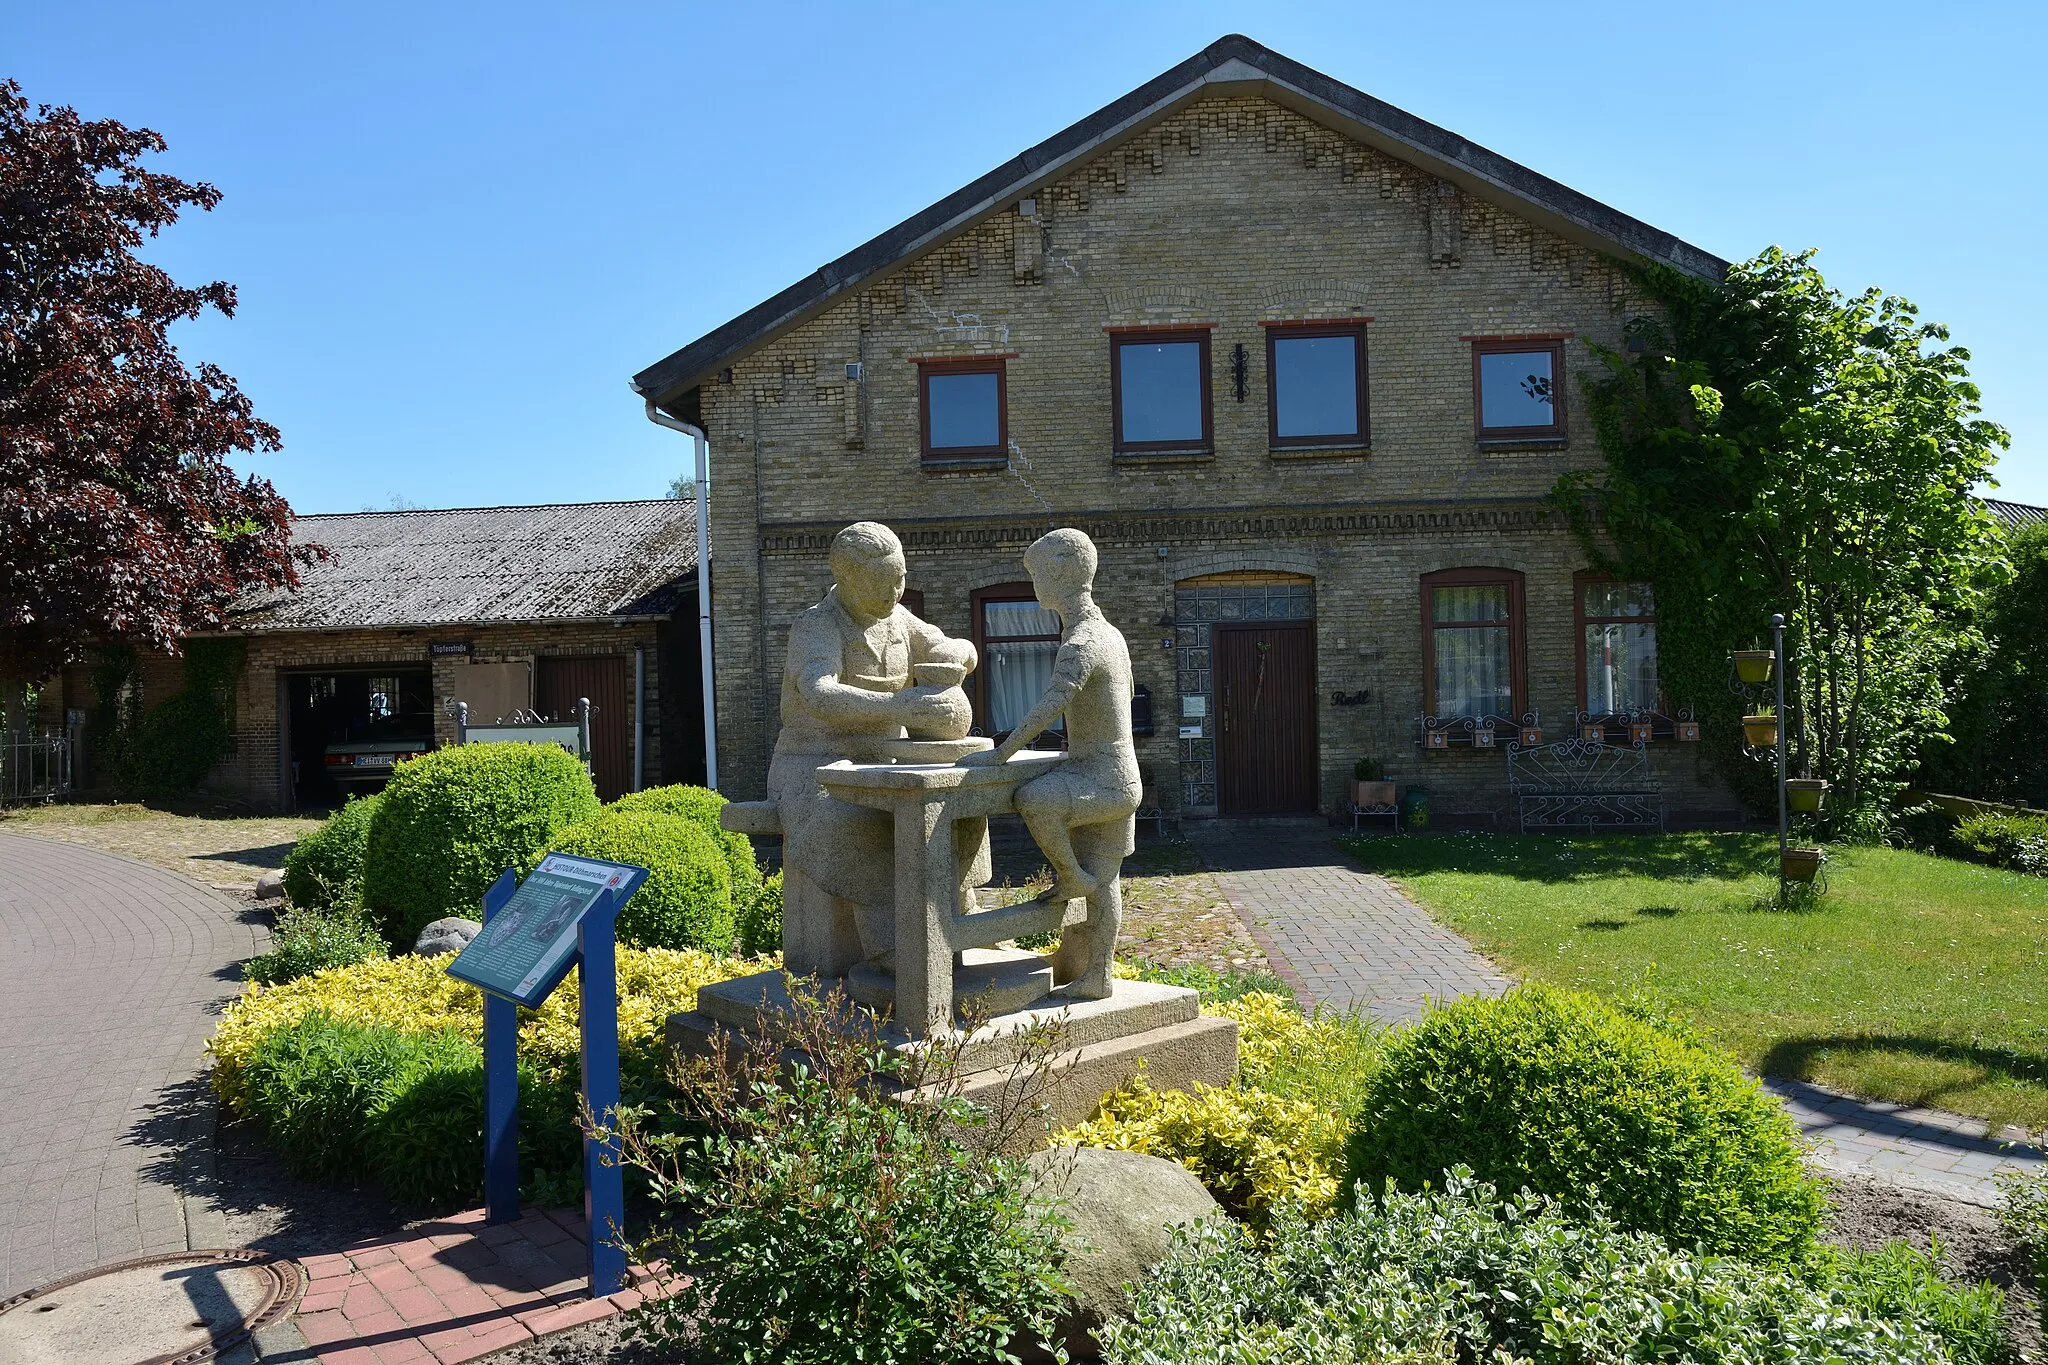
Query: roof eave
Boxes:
[{"xmin": 632, "ymin": 34, "xmax": 1729, "ymax": 411}]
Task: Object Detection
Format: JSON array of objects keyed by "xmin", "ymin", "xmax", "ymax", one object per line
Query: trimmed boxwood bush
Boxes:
[
  {"xmin": 547, "ymin": 809, "xmax": 735, "ymax": 951},
  {"xmin": 1344, "ymin": 984, "xmax": 1823, "ymax": 1265},
  {"xmin": 611, "ymin": 784, "xmax": 761, "ymax": 891},
  {"xmin": 282, "ymin": 794, "xmax": 383, "ymax": 909},
  {"xmin": 361, "ymin": 743, "xmax": 600, "ymax": 948}
]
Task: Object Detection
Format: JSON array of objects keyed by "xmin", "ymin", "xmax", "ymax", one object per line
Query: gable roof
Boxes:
[
  {"xmin": 226, "ymin": 500, "xmax": 698, "ymax": 633},
  {"xmin": 1987, "ymin": 497, "xmax": 2047, "ymax": 532},
  {"xmin": 633, "ymin": 33, "xmax": 1729, "ymax": 410}
]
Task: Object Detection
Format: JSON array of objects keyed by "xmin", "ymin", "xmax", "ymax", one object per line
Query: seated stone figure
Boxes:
[
  {"xmin": 769, "ymin": 521, "xmax": 980, "ymax": 975},
  {"xmin": 962, "ymin": 528, "xmax": 1141, "ymax": 1000}
]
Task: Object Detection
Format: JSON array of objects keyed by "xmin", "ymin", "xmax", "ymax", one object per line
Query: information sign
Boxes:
[
  {"xmin": 446, "ymin": 854, "xmax": 640, "ymax": 1008},
  {"xmin": 462, "ymin": 723, "xmax": 583, "ymax": 757}
]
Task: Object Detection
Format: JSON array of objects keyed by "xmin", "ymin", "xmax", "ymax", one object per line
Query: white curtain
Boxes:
[
  {"xmin": 1585, "ymin": 623, "xmax": 1659, "ymax": 714},
  {"xmin": 983, "ymin": 600, "xmax": 1063, "ymax": 734},
  {"xmin": 1434, "ymin": 626, "xmax": 1511, "ymax": 718}
]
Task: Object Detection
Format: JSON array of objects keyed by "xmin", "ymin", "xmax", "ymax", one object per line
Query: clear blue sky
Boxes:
[{"xmin": 12, "ymin": 1, "xmax": 2046, "ymax": 511}]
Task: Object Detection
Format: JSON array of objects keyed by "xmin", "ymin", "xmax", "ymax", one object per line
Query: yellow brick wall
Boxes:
[{"xmin": 693, "ymin": 95, "xmax": 1735, "ymax": 824}]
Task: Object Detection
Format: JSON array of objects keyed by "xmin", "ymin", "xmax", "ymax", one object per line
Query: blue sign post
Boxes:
[{"xmin": 445, "ymin": 854, "xmax": 648, "ymax": 1298}]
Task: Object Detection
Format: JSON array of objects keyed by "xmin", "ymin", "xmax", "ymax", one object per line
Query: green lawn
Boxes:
[{"xmin": 1342, "ymin": 832, "xmax": 2048, "ymax": 1132}]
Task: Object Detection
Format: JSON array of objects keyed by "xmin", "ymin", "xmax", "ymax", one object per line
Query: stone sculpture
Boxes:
[{"xmin": 962, "ymin": 528, "xmax": 1141, "ymax": 1000}]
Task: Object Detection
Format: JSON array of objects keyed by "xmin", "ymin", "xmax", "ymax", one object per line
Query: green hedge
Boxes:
[
  {"xmin": 283, "ymin": 794, "xmax": 383, "ymax": 909},
  {"xmin": 547, "ymin": 809, "xmax": 735, "ymax": 951},
  {"xmin": 1953, "ymin": 811, "xmax": 2048, "ymax": 876},
  {"xmin": 361, "ymin": 743, "xmax": 599, "ymax": 948},
  {"xmin": 240, "ymin": 1011, "xmax": 577, "ymax": 1208},
  {"xmin": 1344, "ymin": 984, "xmax": 1823, "ymax": 1265},
  {"xmin": 611, "ymin": 785, "xmax": 761, "ymax": 893}
]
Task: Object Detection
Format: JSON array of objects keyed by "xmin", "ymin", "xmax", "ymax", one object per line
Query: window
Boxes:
[
  {"xmin": 919, "ymin": 358, "xmax": 1006, "ymax": 461},
  {"xmin": 1266, "ymin": 323, "xmax": 1368, "ymax": 447},
  {"xmin": 971, "ymin": 583, "xmax": 1063, "ymax": 740},
  {"xmin": 1421, "ymin": 568, "xmax": 1525, "ymax": 720},
  {"xmin": 1470, "ymin": 338, "xmax": 1566, "ymax": 441},
  {"xmin": 1111, "ymin": 329, "xmax": 1212, "ymax": 454},
  {"xmin": 1579, "ymin": 577, "xmax": 1658, "ymax": 714}
]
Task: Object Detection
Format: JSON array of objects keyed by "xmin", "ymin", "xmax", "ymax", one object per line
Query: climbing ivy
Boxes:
[{"xmin": 91, "ymin": 638, "xmax": 246, "ymax": 797}]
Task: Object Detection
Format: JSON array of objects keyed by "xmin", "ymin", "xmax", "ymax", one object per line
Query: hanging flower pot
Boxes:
[
  {"xmin": 1742, "ymin": 713, "xmax": 1779, "ymax": 748},
  {"xmin": 1785, "ymin": 778, "xmax": 1830, "ymax": 814},
  {"xmin": 1781, "ymin": 846, "xmax": 1826, "ymax": 883},
  {"xmin": 1732, "ymin": 650, "xmax": 1776, "ymax": 685}
]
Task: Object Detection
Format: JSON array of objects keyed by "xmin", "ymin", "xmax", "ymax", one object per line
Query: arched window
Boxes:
[{"xmin": 1421, "ymin": 568, "xmax": 1525, "ymax": 719}]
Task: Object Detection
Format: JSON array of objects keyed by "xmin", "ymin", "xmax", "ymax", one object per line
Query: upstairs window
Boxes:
[
  {"xmin": 920, "ymin": 358, "xmax": 1006, "ymax": 462},
  {"xmin": 971, "ymin": 584, "xmax": 1063, "ymax": 739},
  {"xmin": 1579, "ymin": 578, "xmax": 1659, "ymax": 714},
  {"xmin": 1111, "ymin": 329, "xmax": 1212, "ymax": 455},
  {"xmin": 1267, "ymin": 323, "xmax": 1368, "ymax": 448},
  {"xmin": 1422, "ymin": 568, "xmax": 1525, "ymax": 720},
  {"xmin": 1471, "ymin": 337, "xmax": 1566, "ymax": 441}
]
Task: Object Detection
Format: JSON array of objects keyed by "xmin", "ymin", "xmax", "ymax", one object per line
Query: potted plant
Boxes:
[
  {"xmin": 1741, "ymin": 703, "xmax": 1778, "ymax": 750},
  {"xmin": 1785, "ymin": 777, "xmax": 1829, "ymax": 814},
  {"xmin": 1781, "ymin": 846, "xmax": 1825, "ymax": 883},
  {"xmin": 1733, "ymin": 649, "xmax": 1776, "ymax": 685},
  {"xmin": 1351, "ymin": 758, "xmax": 1395, "ymax": 809}
]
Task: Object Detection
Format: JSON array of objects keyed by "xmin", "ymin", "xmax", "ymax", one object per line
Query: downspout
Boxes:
[{"xmin": 642, "ymin": 398, "xmax": 720, "ymax": 790}]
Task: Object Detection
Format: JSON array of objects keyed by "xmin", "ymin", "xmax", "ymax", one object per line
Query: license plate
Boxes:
[{"xmin": 356, "ymin": 754, "xmax": 395, "ymax": 767}]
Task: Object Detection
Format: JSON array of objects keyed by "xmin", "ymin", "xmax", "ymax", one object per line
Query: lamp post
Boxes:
[{"xmin": 1770, "ymin": 612, "xmax": 1787, "ymax": 871}]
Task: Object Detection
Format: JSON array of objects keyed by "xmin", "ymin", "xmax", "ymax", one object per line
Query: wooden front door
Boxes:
[
  {"xmin": 536, "ymin": 655, "xmax": 631, "ymax": 800},
  {"xmin": 1214, "ymin": 623, "xmax": 1317, "ymax": 815}
]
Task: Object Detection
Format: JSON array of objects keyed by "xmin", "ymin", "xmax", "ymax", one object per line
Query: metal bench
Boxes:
[{"xmin": 1507, "ymin": 738, "xmax": 1662, "ymax": 834}]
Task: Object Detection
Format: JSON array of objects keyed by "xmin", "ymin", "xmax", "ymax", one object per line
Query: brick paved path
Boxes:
[
  {"xmin": 1193, "ymin": 821, "xmax": 2046, "ymax": 1204},
  {"xmin": 0, "ymin": 833, "xmax": 262, "ymax": 1296},
  {"xmin": 1196, "ymin": 820, "xmax": 1513, "ymax": 1022}
]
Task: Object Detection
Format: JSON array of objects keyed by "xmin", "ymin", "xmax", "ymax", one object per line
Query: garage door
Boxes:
[{"xmin": 536, "ymin": 656, "xmax": 631, "ymax": 800}]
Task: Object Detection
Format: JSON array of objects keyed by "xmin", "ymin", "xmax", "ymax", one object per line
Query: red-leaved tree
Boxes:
[{"xmin": 0, "ymin": 81, "xmax": 306, "ymax": 688}]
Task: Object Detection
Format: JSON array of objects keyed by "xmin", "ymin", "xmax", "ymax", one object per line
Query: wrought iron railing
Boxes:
[
  {"xmin": 1, "ymin": 729, "xmax": 77, "ymax": 803},
  {"xmin": 1506, "ymin": 736, "xmax": 1663, "ymax": 833}
]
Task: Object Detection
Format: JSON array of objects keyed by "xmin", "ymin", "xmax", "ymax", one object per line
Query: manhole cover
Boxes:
[{"xmin": 0, "ymin": 1249, "xmax": 301, "ymax": 1365}]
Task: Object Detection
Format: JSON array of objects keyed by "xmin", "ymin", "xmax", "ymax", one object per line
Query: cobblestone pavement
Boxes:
[
  {"xmin": 0, "ymin": 833, "xmax": 263, "ymax": 1296},
  {"xmin": 1769, "ymin": 1078, "xmax": 2047, "ymax": 1208},
  {"xmin": 1194, "ymin": 820, "xmax": 1514, "ymax": 1021},
  {"xmin": 0, "ymin": 803, "xmax": 321, "ymax": 890}
]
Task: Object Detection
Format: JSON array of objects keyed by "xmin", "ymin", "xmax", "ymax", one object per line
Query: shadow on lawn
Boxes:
[
  {"xmin": 1345, "ymin": 831, "xmax": 1774, "ymax": 886},
  {"xmin": 1762, "ymin": 1034, "xmax": 2048, "ymax": 1114}
]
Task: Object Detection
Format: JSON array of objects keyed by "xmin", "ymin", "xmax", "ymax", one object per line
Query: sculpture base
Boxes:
[{"xmin": 667, "ymin": 961, "xmax": 1239, "ymax": 1139}]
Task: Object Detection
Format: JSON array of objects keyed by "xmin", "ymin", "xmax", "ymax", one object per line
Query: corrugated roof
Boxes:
[
  {"xmin": 227, "ymin": 500, "xmax": 699, "ymax": 632},
  {"xmin": 1987, "ymin": 498, "xmax": 2047, "ymax": 531},
  {"xmin": 633, "ymin": 34, "xmax": 1730, "ymax": 409}
]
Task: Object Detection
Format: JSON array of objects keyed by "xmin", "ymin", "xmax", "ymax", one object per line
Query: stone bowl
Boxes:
[{"xmin": 914, "ymin": 661, "xmax": 969, "ymax": 688}]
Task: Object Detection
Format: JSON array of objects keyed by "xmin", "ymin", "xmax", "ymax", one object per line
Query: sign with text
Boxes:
[{"xmin": 445, "ymin": 854, "xmax": 643, "ymax": 1007}]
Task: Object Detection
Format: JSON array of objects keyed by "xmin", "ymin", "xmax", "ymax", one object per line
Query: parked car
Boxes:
[{"xmin": 324, "ymin": 705, "xmax": 433, "ymax": 789}]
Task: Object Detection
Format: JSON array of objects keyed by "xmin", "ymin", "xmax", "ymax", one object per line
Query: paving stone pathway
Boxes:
[
  {"xmin": 1192, "ymin": 820, "xmax": 2045, "ymax": 1206},
  {"xmin": 0, "ymin": 832, "xmax": 263, "ymax": 1297}
]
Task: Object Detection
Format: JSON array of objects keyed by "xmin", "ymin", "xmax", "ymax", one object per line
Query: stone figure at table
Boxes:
[
  {"xmin": 769, "ymin": 520, "xmax": 982, "ymax": 974},
  {"xmin": 961, "ymin": 528, "xmax": 1140, "ymax": 1000}
]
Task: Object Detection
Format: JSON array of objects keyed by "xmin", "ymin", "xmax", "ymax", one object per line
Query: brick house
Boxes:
[
  {"xmin": 631, "ymin": 35, "xmax": 1744, "ymax": 827},
  {"xmin": 43, "ymin": 500, "xmax": 705, "ymax": 809}
]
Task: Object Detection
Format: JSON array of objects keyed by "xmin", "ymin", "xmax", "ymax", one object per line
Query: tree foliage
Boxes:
[
  {"xmin": 1555, "ymin": 248, "xmax": 2009, "ymax": 829},
  {"xmin": 0, "ymin": 81, "xmax": 303, "ymax": 683},
  {"xmin": 1920, "ymin": 522, "xmax": 2048, "ymax": 807}
]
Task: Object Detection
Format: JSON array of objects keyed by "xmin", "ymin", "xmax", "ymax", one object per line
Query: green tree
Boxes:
[
  {"xmin": 1922, "ymin": 521, "xmax": 2048, "ymax": 806},
  {"xmin": 1555, "ymin": 248, "xmax": 2008, "ymax": 831}
]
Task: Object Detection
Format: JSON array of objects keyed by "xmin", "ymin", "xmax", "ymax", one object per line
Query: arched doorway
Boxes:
[{"xmin": 1174, "ymin": 572, "xmax": 1317, "ymax": 816}]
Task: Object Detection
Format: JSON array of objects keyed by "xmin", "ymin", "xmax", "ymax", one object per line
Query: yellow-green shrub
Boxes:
[
  {"xmin": 1210, "ymin": 991, "xmax": 1381, "ymax": 1106},
  {"xmin": 209, "ymin": 946, "xmax": 764, "ymax": 1113},
  {"xmin": 1059, "ymin": 1076, "xmax": 1344, "ymax": 1220}
]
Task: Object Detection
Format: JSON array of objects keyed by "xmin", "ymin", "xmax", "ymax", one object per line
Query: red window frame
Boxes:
[
  {"xmin": 1574, "ymin": 572, "xmax": 1659, "ymax": 715},
  {"xmin": 1265, "ymin": 321, "xmax": 1370, "ymax": 449},
  {"xmin": 918, "ymin": 357, "xmax": 1008, "ymax": 463},
  {"xmin": 1420, "ymin": 567, "xmax": 1527, "ymax": 719},
  {"xmin": 1469, "ymin": 337, "xmax": 1567, "ymax": 443},
  {"xmin": 970, "ymin": 582, "xmax": 1064, "ymax": 743},
  {"xmin": 1109, "ymin": 327, "xmax": 1214, "ymax": 456}
]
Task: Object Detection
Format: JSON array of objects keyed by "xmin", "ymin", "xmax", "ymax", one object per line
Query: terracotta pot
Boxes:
[
  {"xmin": 1785, "ymin": 778, "xmax": 1829, "ymax": 814},
  {"xmin": 1742, "ymin": 715, "xmax": 1779, "ymax": 749},
  {"xmin": 1733, "ymin": 650, "xmax": 1776, "ymax": 685},
  {"xmin": 1351, "ymin": 779, "xmax": 1396, "ymax": 808},
  {"xmin": 1781, "ymin": 847, "xmax": 1825, "ymax": 883}
]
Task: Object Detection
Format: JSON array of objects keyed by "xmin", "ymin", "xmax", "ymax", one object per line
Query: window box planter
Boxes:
[
  {"xmin": 1781, "ymin": 846, "xmax": 1826, "ymax": 883},
  {"xmin": 1742, "ymin": 714, "xmax": 1779, "ymax": 749},
  {"xmin": 1351, "ymin": 779, "xmax": 1396, "ymax": 808},
  {"xmin": 1733, "ymin": 650, "xmax": 1776, "ymax": 685},
  {"xmin": 1785, "ymin": 778, "xmax": 1830, "ymax": 814}
]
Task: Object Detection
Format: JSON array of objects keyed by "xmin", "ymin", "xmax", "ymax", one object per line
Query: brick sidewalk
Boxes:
[
  {"xmin": 1769, "ymin": 1078, "xmax": 2048, "ymax": 1207},
  {"xmin": 271, "ymin": 1207, "xmax": 669, "ymax": 1364},
  {"xmin": 1195, "ymin": 821, "xmax": 1513, "ymax": 1021},
  {"xmin": 0, "ymin": 833, "xmax": 264, "ymax": 1296}
]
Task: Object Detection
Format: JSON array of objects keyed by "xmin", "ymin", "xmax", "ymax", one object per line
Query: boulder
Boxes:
[
  {"xmin": 253, "ymin": 870, "xmax": 285, "ymax": 901},
  {"xmin": 1023, "ymin": 1145, "xmax": 1221, "ymax": 1360},
  {"xmin": 414, "ymin": 916, "xmax": 480, "ymax": 957}
]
